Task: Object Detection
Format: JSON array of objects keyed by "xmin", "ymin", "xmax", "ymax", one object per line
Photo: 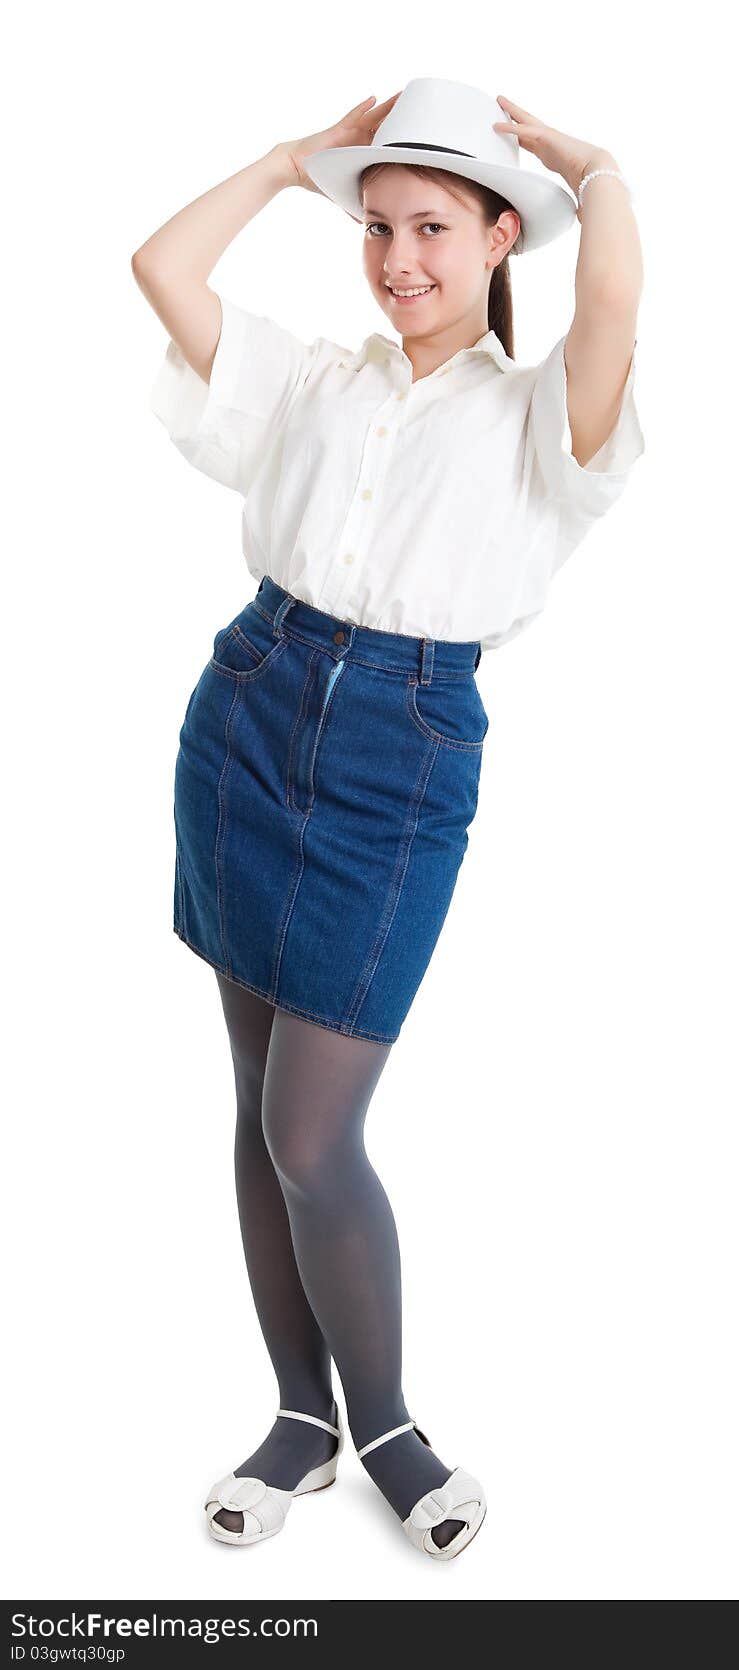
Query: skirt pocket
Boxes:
[
  {"xmin": 405, "ymin": 673, "xmax": 489, "ymax": 751},
  {"xmin": 209, "ymin": 601, "xmax": 288, "ymax": 682}
]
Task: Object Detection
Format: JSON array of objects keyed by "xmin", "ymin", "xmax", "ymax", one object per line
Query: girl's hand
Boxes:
[
  {"xmin": 280, "ymin": 92, "xmax": 403, "ymax": 211},
  {"xmin": 493, "ymin": 96, "xmax": 617, "ymax": 217}
]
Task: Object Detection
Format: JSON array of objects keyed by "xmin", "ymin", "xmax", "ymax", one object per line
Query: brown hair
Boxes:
[{"xmin": 358, "ymin": 162, "xmax": 518, "ymax": 359}]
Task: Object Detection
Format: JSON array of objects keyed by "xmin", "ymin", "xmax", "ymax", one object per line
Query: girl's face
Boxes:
[{"xmin": 361, "ymin": 167, "xmax": 518, "ymax": 339}]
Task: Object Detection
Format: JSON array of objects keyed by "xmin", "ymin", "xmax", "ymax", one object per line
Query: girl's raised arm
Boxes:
[
  {"xmin": 131, "ymin": 146, "xmax": 296, "ymax": 384},
  {"xmin": 131, "ymin": 93, "xmax": 401, "ymax": 384}
]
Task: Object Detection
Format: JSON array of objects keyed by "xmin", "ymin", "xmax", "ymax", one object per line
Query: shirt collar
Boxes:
[{"xmin": 340, "ymin": 329, "xmax": 511, "ymax": 376}]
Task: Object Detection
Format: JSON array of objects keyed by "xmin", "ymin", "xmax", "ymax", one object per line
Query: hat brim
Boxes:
[{"xmin": 302, "ymin": 146, "xmax": 577, "ymax": 255}]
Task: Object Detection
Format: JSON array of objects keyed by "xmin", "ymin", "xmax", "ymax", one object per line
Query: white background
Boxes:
[{"xmin": 4, "ymin": 0, "xmax": 737, "ymax": 1604}]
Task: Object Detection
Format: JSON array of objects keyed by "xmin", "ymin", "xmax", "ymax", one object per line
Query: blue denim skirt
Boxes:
[{"xmin": 173, "ymin": 576, "xmax": 489, "ymax": 1043}]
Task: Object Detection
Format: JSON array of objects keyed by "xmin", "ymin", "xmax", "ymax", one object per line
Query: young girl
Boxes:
[{"xmin": 133, "ymin": 77, "xmax": 644, "ymax": 1562}]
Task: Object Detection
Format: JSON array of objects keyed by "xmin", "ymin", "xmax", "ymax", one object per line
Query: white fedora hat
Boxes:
[{"xmin": 302, "ymin": 76, "xmax": 577, "ymax": 256}]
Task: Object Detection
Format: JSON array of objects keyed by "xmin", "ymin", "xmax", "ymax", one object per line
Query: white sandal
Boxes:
[
  {"xmin": 357, "ymin": 1419, "xmax": 487, "ymax": 1561},
  {"xmin": 204, "ymin": 1407, "xmax": 344, "ymax": 1546}
]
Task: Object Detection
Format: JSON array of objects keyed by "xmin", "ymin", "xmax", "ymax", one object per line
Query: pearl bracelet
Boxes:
[{"xmin": 578, "ymin": 168, "xmax": 632, "ymax": 206}]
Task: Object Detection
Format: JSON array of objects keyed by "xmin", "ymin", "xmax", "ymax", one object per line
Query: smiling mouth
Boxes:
[{"xmin": 386, "ymin": 284, "xmax": 437, "ymax": 300}]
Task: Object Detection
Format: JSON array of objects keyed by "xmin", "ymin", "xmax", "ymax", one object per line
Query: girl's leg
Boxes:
[
  {"xmin": 259, "ymin": 1007, "xmax": 465, "ymax": 1549},
  {"xmin": 210, "ymin": 972, "xmax": 339, "ymax": 1537}
]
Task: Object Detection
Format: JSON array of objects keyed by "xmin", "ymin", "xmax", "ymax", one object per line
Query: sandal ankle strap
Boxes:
[
  {"xmin": 276, "ymin": 1407, "xmax": 341, "ymax": 1438},
  {"xmin": 357, "ymin": 1419, "xmax": 417, "ymax": 1458}
]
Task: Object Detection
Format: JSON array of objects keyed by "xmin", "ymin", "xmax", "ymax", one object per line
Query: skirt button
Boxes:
[{"xmin": 333, "ymin": 630, "xmax": 345, "ymax": 644}]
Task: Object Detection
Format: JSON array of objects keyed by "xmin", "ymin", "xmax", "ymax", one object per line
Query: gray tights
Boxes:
[{"xmin": 210, "ymin": 970, "xmax": 464, "ymax": 1550}]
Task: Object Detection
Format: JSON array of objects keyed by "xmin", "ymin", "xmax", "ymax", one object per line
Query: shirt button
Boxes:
[
  {"xmin": 395, "ymin": 390, "xmax": 407, "ymax": 400},
  {"xmin": 376, "ymin": 425, "xmax": 387, "ymax": 437},
  {"xmin": 343, "ymin": 553, "xmax": 355, "ymax": 565},
  {"xmin": 360, "ymin": 488, "xmax": 372, "ymax": 500},
  {"xmin": 333, "ymin": 630, "xmax": 345, "ymax": 644}
]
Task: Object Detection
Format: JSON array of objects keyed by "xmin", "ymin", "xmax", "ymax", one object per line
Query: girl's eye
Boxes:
[{"xmin": 365, "ymin": 222, "xmax": 445, "ymax": 236}]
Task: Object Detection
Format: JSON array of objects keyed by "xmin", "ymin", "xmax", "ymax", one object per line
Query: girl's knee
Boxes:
[{"xmin": 262, "ymin": 1097, "xmax": 341, "ymax": 1197}]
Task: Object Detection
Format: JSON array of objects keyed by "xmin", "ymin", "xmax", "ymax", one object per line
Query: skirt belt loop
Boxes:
[
  {"xmin": 273, "ymin": 594, "xmax": 296, "ymax": 638},
  {"xmin": 419, "ymin": 638, "xmax": 435, "ymax": 686}
]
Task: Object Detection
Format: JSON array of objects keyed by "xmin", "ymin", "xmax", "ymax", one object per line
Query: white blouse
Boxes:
[{"xmin": 150, "ymin": 292, "xmax": 645, "ymax": 654}]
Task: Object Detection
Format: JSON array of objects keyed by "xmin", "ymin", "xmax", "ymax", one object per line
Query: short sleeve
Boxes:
[
  {"xmin": 529, "ymin": 333, "xmax": 645, "ymax": 519},
  {"xmin": 149, "ymin": 293, "xmax": 320, "ymax": 494}
]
